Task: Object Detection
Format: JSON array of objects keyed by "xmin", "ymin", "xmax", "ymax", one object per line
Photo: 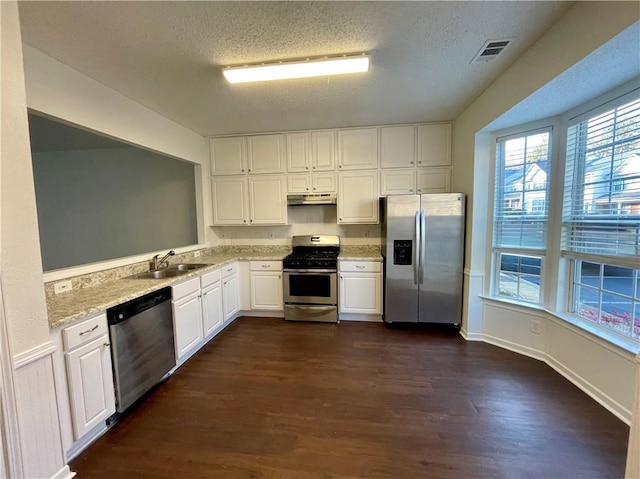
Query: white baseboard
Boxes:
[
  {"xmin": 339, "ymin": 313, "xmax": 383, "ymax": 322},
  {"xmin": 65, "ymin": 421, "xmax": 109, "ymax": 462},
  {"xmin": 482, "ymin": 333, "xmax": 545, "ymax": 362},
  {"xmin": 546, "ymin": 353, "xmax": 631, "ymax": 425},
  {"xmin": 459, "ymin": 327, "xmax": 482, "ymax": 341},
  {"xmin": 51, "ymin": 465, "xmax": 76, "ymax": 479},
  {"xmin": 239, "ymin": 311, "xmax": 284, "ymax": 318}
]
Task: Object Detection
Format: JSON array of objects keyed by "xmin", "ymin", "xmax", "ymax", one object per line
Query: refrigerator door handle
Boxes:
[
  {"xmin": 414, "ymin": 211, "xmax": 420, "ymax": 285},
  {"xmin": 420, "ymin": 209, "xmax": 426, "ymax": 284}
]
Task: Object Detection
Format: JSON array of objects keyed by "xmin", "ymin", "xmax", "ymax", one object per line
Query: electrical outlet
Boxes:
[
  {"xmin": 530, "ymin": 319, "xmax": 542, "ymax": 335},
  {"xmin": 194, "ymin": 250, "xmax": 201, "ymax": 257},
  {"xmin": 54, "ymin": 280, "xmax": 73, "ymax": 295}
]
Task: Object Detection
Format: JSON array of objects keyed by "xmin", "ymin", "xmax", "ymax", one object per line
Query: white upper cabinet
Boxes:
[
  {"xmin": 338, "ymin": 128, "xmax": 378, "ymax": 170},
  {"xmin": 286, "ymin": 133, "xmax": 311, "ymax": 172},
  {"xmin": 211, "ymin": 176, "xmax": 249, "ymax": 225},
  {"xmin": 287, "ymin": 173, "xmax": 311, "ymax": 193},
  {"xmin": 417, "ymin": 124, "xmax": 452, "ymax": 167},
  {"xmin": 381, "ymin": 169, "xmax": 416, "ymax": 195},
  {"xmin": 380, "ymin": 125, "xmax": 415, "ymax": 169},
  {"xmin": 416, "ymin": 168, "xmax": 451, "ymax": 193},
  {"xmin": 248, "ymin": 175, "xmax": 288, "ymax": 225},
  {"xmin": 312, "ymin": 172, "xmax": 336, "ymax": 193},
  {"xmin": 311, "ymin": 131, "xmax": 336, "ymax": 171},
  {"xmin": 247, "ymin": 134, "xmax": 286, "ymax": 174},
  {"xmin": 338, "ymin": 171, "xmax": 379, "ymax": 224},
  {"xmin": 210, "ymin": 137, "xmax": 247, "ymax": 175}
]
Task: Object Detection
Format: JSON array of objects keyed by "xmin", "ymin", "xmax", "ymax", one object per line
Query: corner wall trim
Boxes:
[{"xmin": 13, "ymin": 341, "xmax": 56, "ymax": 369}]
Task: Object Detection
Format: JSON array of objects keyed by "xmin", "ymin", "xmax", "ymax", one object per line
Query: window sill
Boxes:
[{"xmin": 480, "ymin": 295, "xmax": 640, "ymax": 355}]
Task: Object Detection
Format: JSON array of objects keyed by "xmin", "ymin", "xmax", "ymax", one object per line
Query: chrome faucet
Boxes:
[{"xmin": 150, "ymin": 250, "xmax": 175, "ymax": 270}]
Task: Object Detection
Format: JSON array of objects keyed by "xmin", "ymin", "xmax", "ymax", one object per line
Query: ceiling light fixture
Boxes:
[{"xmin": 222, "ymin": 54, "xmax": 369, "ymax": 84}]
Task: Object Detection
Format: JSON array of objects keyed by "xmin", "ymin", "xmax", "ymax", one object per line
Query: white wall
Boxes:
[
  {"xmin": 452, "ymin": 2, "xmax": 640, "ymax": 335},
  {"xmin": 1, "ymin": 3, "xmax": 69, "ymax": 478},
  {"xmin": 22, "ymin": 45, "xmax": 214, "ymax": 254},
  {"xmin": 451, "ymin": 0, "xmax": 639, "ymax": 437}
]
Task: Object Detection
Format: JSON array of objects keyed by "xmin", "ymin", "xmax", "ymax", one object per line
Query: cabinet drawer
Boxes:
[
  {"xmin": 172, "ymin": 277, "xmax": 200, "ymax": 301},
  {"xmin": 339, "ymin": 261, "xmax": 382, "ymax": 273},
  {"xmin": 249, "ymin": 261, "xmax": 282, "ymax": 272},
  {"xmin": 200, "ymin": 268, "xmax": 221, "ymax": 289},
  {"xmin": 63, "ymin": 313, "xmax": 108, "ymax": 351},
  {"xmin": 221, "ymin": 262, "xmax": 238, "ymax": 279}
]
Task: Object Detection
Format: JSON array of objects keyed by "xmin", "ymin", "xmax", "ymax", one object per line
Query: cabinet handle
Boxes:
[
  {"xmin": 104, "ymin": 342, "xmax": 111, "ymax": 348},
  {"xmin": 356, "ymin": 265, "xmax": 365, "ymax": 269},
  {"xmin": 261, "ymin": 264, "xmax": 271, "ymax": 269},
  {"xmin": 79, "ymin": 325, "xmax": 99, "ymax": 336},
  {"xmin": 227, "ymin": 268, "xmax": 233, "ymax": 272}
]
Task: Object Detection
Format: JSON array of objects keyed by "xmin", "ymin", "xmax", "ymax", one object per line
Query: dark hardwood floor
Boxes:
[{"xmin": 71, "ymin": 317, "xmax": 629, "ymax": 478}]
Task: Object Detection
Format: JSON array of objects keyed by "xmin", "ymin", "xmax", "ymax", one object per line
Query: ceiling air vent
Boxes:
[{"xmin": 471, "ymin": 39, "xmax": 513, "ymax": 63}]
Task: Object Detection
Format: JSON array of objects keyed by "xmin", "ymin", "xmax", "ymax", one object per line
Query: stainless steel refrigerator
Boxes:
[{"xmin": 381, "ymin": 193, "xmax": 465, "ymax": 324}]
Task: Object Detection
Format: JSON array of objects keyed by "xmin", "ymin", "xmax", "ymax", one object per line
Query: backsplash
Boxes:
[
  {"xmin": 212, "ymin": 205, "xmax": 382, "ymax": 246},
  {"xmin": 43, "ymin": 246, "xmax": 286, "ymax": 298}
]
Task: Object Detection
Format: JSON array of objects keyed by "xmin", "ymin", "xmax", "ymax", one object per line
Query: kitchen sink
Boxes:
[{"xmin": 130, "ymin": 263, "xmax": 209, "ymax": 279}]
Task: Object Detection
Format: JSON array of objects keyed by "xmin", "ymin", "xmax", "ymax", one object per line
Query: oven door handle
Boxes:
[{"xmin": 283, "ymin": 269, "xmax": 337, "ymax": 273}]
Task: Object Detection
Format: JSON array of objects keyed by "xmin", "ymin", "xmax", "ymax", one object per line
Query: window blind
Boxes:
[
  {"xmin": 493, "ymin": 128, "xmax": 552, "ymax": 249},
  {"xmin": 562, "ymin": 98, "xmax": 640, "ymax": 263}
]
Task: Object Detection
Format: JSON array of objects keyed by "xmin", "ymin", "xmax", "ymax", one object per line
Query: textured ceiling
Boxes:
[{"xmin": 18, "ymin": 1, "xmax": 574, "ymax": 137}]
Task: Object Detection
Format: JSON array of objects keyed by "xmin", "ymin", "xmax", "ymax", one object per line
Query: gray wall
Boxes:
[{"xmin": 32, "ymin": 147, "xmax": 197, "ymax": 271}]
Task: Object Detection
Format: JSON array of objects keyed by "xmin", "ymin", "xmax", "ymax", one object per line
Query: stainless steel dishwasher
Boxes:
[{"xmin": 107, "ymin": 287, "xmax": 175, "ymax": 413}]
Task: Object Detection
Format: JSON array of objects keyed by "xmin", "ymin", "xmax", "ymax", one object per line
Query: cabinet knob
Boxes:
[
  {"xmin": 313, "ymin": 187, "xmax": 316, "ymax": 191},
  {"xmin": 306, "ymin": 187, "xmax": 309, "ymax": 191},
  {"xmin": 312, "ymin": 166, "xmax": 316, "ymax": 170},
  {"xmin": 339, "ymin": 218, "xmax": 343, "ymax": 221},
  {"xmin": 248, "ymin": 168, "xmax": 252, "ymax": 172},
  {"xmin": 242, "ymin": 168, "xmax": 245, "ymax": 172},
  {"xmin": 410, "ymin": 161, "xmax": 414, "ymax": 164},
  {"xmin": 338, "ymin": 165, "xmax": 342, "ymax": 168},
  {"xmin": 278, "ymin": 275, "xmax": 281, "ymax": 279},
  {"xmin": 418, "ymin": 161, "xmax": 422, "ymax": 165},
  {"xmin": 104, "ymin": 342, "xmax": 111, "ymax": 348},
  {"xmin": 306, "ymin": 166, "xmax": 310, "ymax": 170},
  {"xmin": 243, "ymin": 220, "xmax": 247, "ymax": 223},
  {"xmin": 410, "ymin": 189, "xmax": 414, "ymax": 192}
]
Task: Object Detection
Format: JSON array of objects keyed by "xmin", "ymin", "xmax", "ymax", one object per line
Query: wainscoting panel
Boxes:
[{"xmin": 13, "ymin": 343, "xmax": 69, "ymax": 479}]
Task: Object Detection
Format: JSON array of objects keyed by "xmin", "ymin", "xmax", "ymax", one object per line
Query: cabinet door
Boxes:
[
  {"xmin": 416, "ymin": 168, "xmax": 451, "ymax": 193},
  {"xmin": 211, "ymin": 177, "xmax": 248, "ymax": 225},
  {"xmin": 202, "ymin": 283, "xmax": 223, "ymax": 337},
  {"xmin": 381, "ymin": 169, "xmax": 416, "ymax": 196},
  {"xmin": 287, "ymin": 174, "xmax": 311, "ymax": 193},
  {"xmin": 312, "ymin": 172, "xmax": 336, "ymax": 193},
  {"xmin": 380, "ymin": 125, "xmax": 415, "ymax": 169},
  {"xmin": 248, "ymin": 176, "xmax": 287, "ymax": 225},
  {"xmin": 311, "ymin": 131, "xmax": 336, "ymax": 171},
  {"xmin": 250, "ymin": 271, "xmax": 283, "ymax": 310},
  {"xmin": 339, "ymin": 273, "xmax": 382, "ymax": 314},
  {"xmin": 65, "ymin": 335, "xmax": 115, "ymax": 439},
  {"xmin": 337, "ymin": 171, "xmax": 379, "ymax": 224},
  {"xmin": 417, "ymin": 124, "xmax": 452, "ymax": 167},
  {"xmin": 286, "ymin": 133, "xmax": 310, "ymax": 172},
  {"xmin": 210, "ymin": 137, "xmax": 246, "ymax": 175},
  {"xmin": 338, "ymin": 128, "xmax": 378, "ymax": 170},
  {"xmin": 223, "ymin": 274, "xmax": 239, "ymax": 321},
  {"xmin": 247, "ymin": 134, "xmax": 286, "ymax": 174},
  {"xmin": 173, "ymin": 293, "xmax": 204, "ymax": 361}
]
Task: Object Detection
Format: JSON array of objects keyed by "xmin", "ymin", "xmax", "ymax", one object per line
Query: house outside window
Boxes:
[
  {"xmin": 492, "ymin": 127, "xmax": 552, "ymax": 303},
  {"xmin": 563, "ymin": 95, "xmax": 640, "ymax": 341}
]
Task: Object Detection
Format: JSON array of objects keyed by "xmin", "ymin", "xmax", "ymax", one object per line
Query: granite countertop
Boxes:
[
  {"xmin": 47, "ymin": 249, "xmax": 289, "ymax": 329},
  {"xmin": 338, "ymin": 245, "xmax": 383, "ymax": 262}
]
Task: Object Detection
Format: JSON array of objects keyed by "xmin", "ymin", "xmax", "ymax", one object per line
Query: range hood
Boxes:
[{"xmin": 287, "ymin": 193, "xmax": 337, "ymax": 206}]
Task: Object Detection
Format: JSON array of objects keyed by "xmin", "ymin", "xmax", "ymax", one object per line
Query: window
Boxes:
[
  {"xmin": 492, "ymin": 127, "xmax": 552, "ymax": 303},
  {"xmin": 563, "ymin": 95, "xmax": 640, "ymax": 341}
]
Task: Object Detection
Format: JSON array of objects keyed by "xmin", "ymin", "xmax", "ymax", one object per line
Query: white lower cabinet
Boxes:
[
  {"xmin": 338, "ymin": 261, "xmax": 383, "ymax": 317},
  {"xmin": 249, "ymin": 261, "xmax": 283, "ymax": 310},
  {"xmin": 173, "ymin": 290, "xmax": 204, "ymax": 361},
  {"xmin": 201, "ymin": 268, "xmax": 224, "ymax": 336},
  {"xmin": 222, "ymin": 264, "xmax": 240, "ymax": 321},
  {"xmin": 63, "ymin": 313, "xmax": 115, "ymax": 440}
]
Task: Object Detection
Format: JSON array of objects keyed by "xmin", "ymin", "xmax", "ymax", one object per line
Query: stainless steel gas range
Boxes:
[{"xmin": 282, "ymin": 235, "xmax": 340, "ymax": 323}]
